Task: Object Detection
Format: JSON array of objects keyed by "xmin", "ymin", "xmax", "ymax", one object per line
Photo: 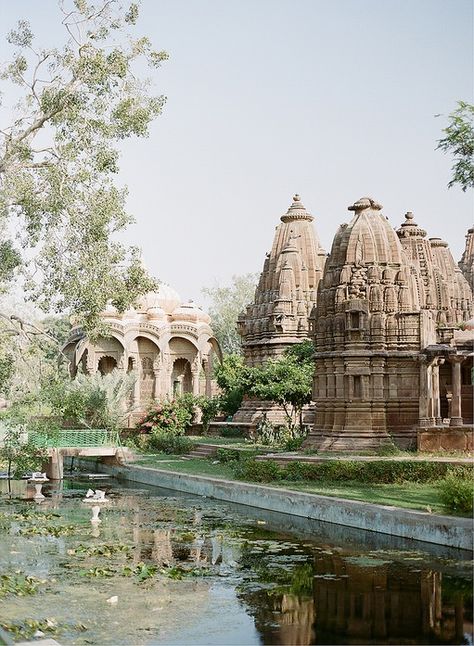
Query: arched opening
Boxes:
[
  {"xmin": 98, "ymin": 355, "xmax": 117, "ymax": 375},
  {"xmin": 171, "ymin": 358, "xmax": 192, "ymax": 395}
]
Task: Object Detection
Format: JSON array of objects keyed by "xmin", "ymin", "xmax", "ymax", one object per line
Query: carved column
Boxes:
[
  {"xmin": 203, "ymin": 358, "xmax": 212, "ymax": 397},
  {"xmin": 449, "ymin": 356, "xmax": 464, "ymax": 427},
  {"xmin": 418, "ymin": 357, "xmax": 430, "ymax": 427},
  {"xmin": 431, "ymin": 359, "xmax": 443, "ymax": 425},
  {"xmin": 191, "ymin": 356, "xmax": 201, "ymax": 396}
]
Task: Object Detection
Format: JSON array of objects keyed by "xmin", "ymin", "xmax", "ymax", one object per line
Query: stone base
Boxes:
[
  {"xmin": 303, "ymin": 429, "xmax": 393, "ymax": 452},
  {"xmin": 233, "ymin": 399, "xmax": 315, "ymax": 427},
  {"xmin": 417, "ymin": 426, "xmax": 473, "ymax": 452}
]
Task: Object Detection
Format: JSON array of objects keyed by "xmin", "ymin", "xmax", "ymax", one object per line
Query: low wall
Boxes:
[
  {"xmin": 418, "ymin": 427, "xmax": 473, "ymax": 452},
  {"xmin": 70, "ymin": 459, "xmax": 473, "ymax": 552}
]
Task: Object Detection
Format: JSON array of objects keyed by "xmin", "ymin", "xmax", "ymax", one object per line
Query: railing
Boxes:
[{"xmin": 29, "ymin": 429, "xmax": 119, "ymax": 448}]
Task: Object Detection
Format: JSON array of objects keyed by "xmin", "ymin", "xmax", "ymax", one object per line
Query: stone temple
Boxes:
[
  {"xmin": 305, "ymin": 197, "xmax": 473, "ymax": 451},
  {"xmin": 234, "ymin": 194, "xmax": 327, "ymax": 423},
  {"xmin": 64, "ymin": 284, "xmax": 221, "ymax": 423}
]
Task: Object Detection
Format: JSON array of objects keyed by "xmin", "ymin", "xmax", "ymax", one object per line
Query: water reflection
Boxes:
[{"xmin": 0, "ymin": 479, "xmax": 472, "ymax": 646}]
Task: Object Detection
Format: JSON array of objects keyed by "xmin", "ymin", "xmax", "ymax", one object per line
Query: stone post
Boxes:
[
  {"xmin": 431, "ymin": 359, "xmax": 443, "ymax": 425},
  {"xmin": 203, "ymin": 358, "xmax": 212, "ymax": 397},
  {"xmin": 449, "ymin": 356, "xmax": 464, "ymax": 427},
  {"xmin": 418, "ymin": 357, "xmax": 430, "ymax": 427}
]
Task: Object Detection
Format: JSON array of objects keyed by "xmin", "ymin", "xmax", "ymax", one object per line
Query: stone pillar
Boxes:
[
  {"xmin": 418, "ymin": 357, "xmax": 430, "ymax": 427},
  {"xmin": 45, "ymin": 449, "xmax": 64, "ymax": 480},
  {"xmin": 449, "ymin": 356, "xmax": 464, "ymax": 427},
  {"xmin": 431, "ymin": 359, "xmax": 443, "ymax": 425},
  {"xmin": 203, "ymin": 358, "xmax": 212, "ymax": 397},
  {"xmin": 192, "ymin": 363, "xmax": 201, "ymax": 396}
]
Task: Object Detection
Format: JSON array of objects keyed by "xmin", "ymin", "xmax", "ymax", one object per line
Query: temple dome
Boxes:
[
  {"xmin": 136, "ymin": 283, "xmax": 181, "ymax": 315},
  {"xmin": 328, "ymin": 197, "xmax": 405, "ymax": 268},
  {"xmin": 171, "ymin": 301, "xmax": 211, "ymax": 324}
]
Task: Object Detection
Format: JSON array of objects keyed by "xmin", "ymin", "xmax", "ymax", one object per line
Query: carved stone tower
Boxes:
[
  {"xmin": 234, "ymin": 194, "xmax": 326, "ymax": 423},
  {"xmin": 237, "ymin": 194, "xmax": 326, "ymax": 365}
]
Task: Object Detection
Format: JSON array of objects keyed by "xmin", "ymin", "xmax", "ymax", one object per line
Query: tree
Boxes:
[
  {"xmin": 0, "ymin": 1, "xmax": 166, "ymax": 337},
  {"xmin": 437, "ymin": 101, "xmax": 474, "ymax": 192},
  {"xmin": 214, "ymin": 353, "xmax": 252, "ymax": 416},
  {"xmin": 202, "ymin": 273, "xmax": 258, "ymax": 354},
  {"xmin": 248, "ymin": 343, "xmax": 314, "ymax": 433}
]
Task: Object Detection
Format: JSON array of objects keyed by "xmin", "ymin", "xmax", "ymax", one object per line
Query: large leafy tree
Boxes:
[
  {"xmin": 437, "ymin": 101, "xmax": 474, "ymax": 192},
  {"xmin": 249, "ymin": 348, "xmax": 314, "ymax": 433},
  {"xmin": 202, "ymin": 273, "xmax": 258, "ymax": 355},
  {"xmin": 0, "ymin": 1, "xmax": 167, "ymax": 337}
]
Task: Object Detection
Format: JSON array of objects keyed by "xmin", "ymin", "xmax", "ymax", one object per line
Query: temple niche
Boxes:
[
  {"xmin": 234, "ymin": 194, "xmax": 327, "ymax": 423},
  {"xmin": 63, "ymin": 283, "xmax": 221, "ymax": 426},
  {"xmin": 306, "ymin": 197, "xmax": 473, "ymax": 451}
]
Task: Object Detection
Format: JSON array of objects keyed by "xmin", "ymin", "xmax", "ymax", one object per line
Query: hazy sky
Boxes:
[{"xmin": 1, "ymin": 0, "xmax": 473, "ymax": 306}]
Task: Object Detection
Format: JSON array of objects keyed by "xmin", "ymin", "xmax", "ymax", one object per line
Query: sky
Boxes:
[{"xmin": 0, "ymin": 0, "xmax": 473, "ymax": 307}]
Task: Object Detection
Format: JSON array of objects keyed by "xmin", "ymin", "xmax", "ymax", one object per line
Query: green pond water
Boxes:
[{"xmin": 0, "ymin": 477, "xmax": 472, "ymax": 646}]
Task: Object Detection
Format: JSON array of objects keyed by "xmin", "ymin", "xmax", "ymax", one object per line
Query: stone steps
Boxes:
[{"xmin": 182, "ymin": 444, "xmax": 220, "ymax": 460}]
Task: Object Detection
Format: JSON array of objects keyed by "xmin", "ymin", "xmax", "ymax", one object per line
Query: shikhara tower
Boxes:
[{"xmin": 235, "ymin": 194, "xmax": 326, "ymax": 423}]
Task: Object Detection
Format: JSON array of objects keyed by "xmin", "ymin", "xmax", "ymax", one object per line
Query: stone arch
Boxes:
[
  {"xmin": 133, "ymin": 336, "xmax": 160, "ymax": 405},
  {"xmin": 93, "ymin": 336, "xmax": 125, "ymax": 374},
  {"xmin": 171, "ymin": 358, "xmax": 193, "ymax": 395},
  {"xmin": 98, "ymin": 355, "xmax": 117, "ymax": 375}
]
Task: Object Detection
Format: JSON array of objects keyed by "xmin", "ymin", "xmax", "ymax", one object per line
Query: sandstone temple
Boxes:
[
  {"xmin": 64, "ymin": 284, "xmax": 221, "ymax": 419},
  {"xmin": 237, "ymin": 195, "xmax": 473, "ymax": 451}
]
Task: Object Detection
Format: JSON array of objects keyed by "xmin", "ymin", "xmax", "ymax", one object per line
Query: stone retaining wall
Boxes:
[{"xmin": 70, "ymin": 459, "xmax": 473, "ymax": 552}]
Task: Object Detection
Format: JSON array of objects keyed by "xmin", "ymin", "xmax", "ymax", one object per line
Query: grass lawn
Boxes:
[
  {"xmin": 132, "ymin": 454, "xmax": 237, "ymax": 479},
  {"xmin": 130, "ymin": 452, "xmax": 454, "ymax": 515},
  {"xmin": 276, "ymin": 481, "xmax": 445, "ymax": 514}
]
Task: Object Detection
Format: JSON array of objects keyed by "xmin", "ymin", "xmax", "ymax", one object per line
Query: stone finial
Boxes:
[
  {"xmin": 348, "ymin": 197, "xmax": 383, "ymax": 213},
  {"xmin": 397, "ymin": 211, "xmax": 427, "ymax": 238},
  {"xmin": 281, "ymin": 194, "xmax": 314, "ymax": 222}
]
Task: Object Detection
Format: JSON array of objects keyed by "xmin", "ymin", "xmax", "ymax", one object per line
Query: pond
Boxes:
[{"xmin": 0, "ymin": 477, "xmax": 472, "ymax": 645}]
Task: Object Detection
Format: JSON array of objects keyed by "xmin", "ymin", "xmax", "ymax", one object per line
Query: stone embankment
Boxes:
[{"xmin": 69, "ymin": 458, "xmax": 473, "ymax": 552}]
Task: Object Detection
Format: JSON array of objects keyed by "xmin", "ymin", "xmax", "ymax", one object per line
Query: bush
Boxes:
[
  {"xmin": 215, "ymin": 448, "xmax": 241, "ymax": 463},
  {"xmin": 439, "ymin": 469, "xmax": 474, "ymax": 515},
  {"xmin": 137, "ymin": 398, "xmax": 193, "ymax": 435},
  {"xmin": 195, "ymin": 395, "xmax": 221, "ymax": 432},
  {"xmin": 234, "ymin": 459, "xmax": 283, "ymax": 483},
  {"xmin": 148, "ymin": 430, "xmax": 195, "ymax": 455},
  {"xmin": 220, "ymin": 426, "xmax": 243, "ymax": 438}
]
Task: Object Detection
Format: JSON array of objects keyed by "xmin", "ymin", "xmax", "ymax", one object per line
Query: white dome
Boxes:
[
  {"xmin": 137, "ymin": 283, "xmax": 181, "ymax": 315},
  {"xmin": 171, "ymin": 301, "xmax": 211, "ymax": 324}
]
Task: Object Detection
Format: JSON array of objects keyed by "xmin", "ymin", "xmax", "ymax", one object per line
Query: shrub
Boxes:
[
  {"xmin": 220, "ymin": 426, "xmax": 243, "ymax": 438},
  {"xmin": 215, "ymin": 448, "xmax": 241, "ymax": 463},
  {"xmin": 148, "ymin": 430, "xmax": 195, "ymax": 455},
  {"xmin": 137, "ymin": 398, "xmax": 193, "ymax": 436},
  {"xmin": 234, "ymin": 459, "xmax": 283, "ymax": 483},
  {"xmin": 439, "ymin": 469, "xmax": 474, "ymax": 515},
  {"xmin": 195, "ymin": 396, "xmax": 221, "ymax": 432}
]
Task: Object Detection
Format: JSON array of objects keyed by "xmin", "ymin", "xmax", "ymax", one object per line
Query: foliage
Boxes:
[
  {"xmin": 0, "ymin": 425, "xmax": 47, "ymax": 485},
  {"xmin": 123, "ymin": 562, "xmax": 158, "ymax": 582},
  {"xmin": 0, "ymin": 572, "xmax": 46, "ymax": 598},
  {"xmin": 202, "ymin": 273, "xmax": 258, "ymax": 354},
  {"xmin": 233, "ymin": 458, "xmax": 472, "ymax": 485},
  {"xmin": 215, "ymin": 448, "xmax": 241, "ymax": 463},
  {"xmin": 220, "ymin": 425, "xmax": 244, "ymax": 438},
  {"xmin": 437, "ymin": 101, "xmax": 474, "ymax": 191},
  {"xmin": 214, "ymin": 353, "xmax": 252, "ymax": 417},
  {"xmin": 0, "ymin": 1, "xmax": 166, "ymax": 336},
  {"xmin": 195, "ymin": 395, "xmax": 221, "ymax": 431},
  {"xmin": 42, "ymin": 369, "xmax": 135, "ymax": 431},
  {"xmin": 249, "ymin": 353, "xmax": 313, "ymax": 432},
  {"xmin": 147, "ymin": 431, "xmax": 195, "ymax": 454},
  {"xmin": 439, "ymin": 469, "xmax": 474, "ymax": 514},
  {"xmin": 234, "ymin": 459, "xmax": 283, "ymax": 483},
  {"xmin": 137, "ymin": 397, "xmax": 194, "ymax": 435}
]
